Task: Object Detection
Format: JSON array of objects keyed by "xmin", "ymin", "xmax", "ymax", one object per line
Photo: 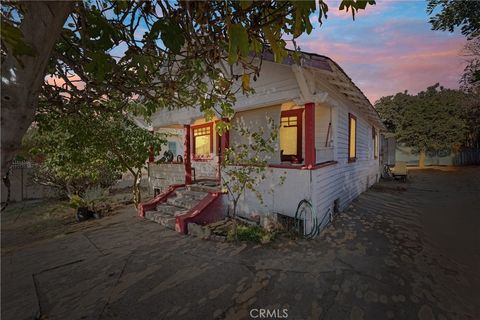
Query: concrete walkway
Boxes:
[{"xmin": 1, "ymin": 167, "xmax": 479, "ymax": 320}]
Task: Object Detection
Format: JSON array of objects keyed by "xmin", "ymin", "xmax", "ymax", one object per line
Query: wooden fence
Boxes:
[{"xmin": 452, "ymin": 148, "xmax": 480, "ymax": 166}]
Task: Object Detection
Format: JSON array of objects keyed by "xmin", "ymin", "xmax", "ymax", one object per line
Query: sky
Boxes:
[{"xmin": 296, "ymin": 0, "xmax": 467, "ymax": 104}]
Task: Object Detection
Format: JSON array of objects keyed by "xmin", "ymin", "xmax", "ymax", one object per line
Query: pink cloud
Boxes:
[
  {"xmin": 46, "ymin": 74, "xmax": 85, "ymax": 90},
  {"xmin": 298, "ymin": 18, "xmax": 467, "ymax": 104}
]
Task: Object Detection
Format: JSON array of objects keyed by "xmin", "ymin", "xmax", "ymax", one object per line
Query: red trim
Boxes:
[
  {"xmin": 228, "ymin": 160, "xmax": 337, "ymax": 170},
  {"xmin": 191, "ymin": 122, "xmax": 214, "ymax": 159},
  {"xmin": 280, "ymin": 109, "xmax": 303, "ymax": 162},
  {"xmin": 148, "ymin": 145, "xmax": 154, "ymax": 163},
  {"xmin": 175, "ymin": 192, "xmax": 223, "ymax": 234},
  {"xmin": 184, "ymin": 125, "xmax": 192, "ymax": 184},
  {"xmin": 137, "ymin": 184, "xmax": 185, "ymax": 217},
  {"xmin": 268, "ymin": 160, "xmax": 337, "ymax": 170},
  {"xmin": 348, "ymin": 113, "xmax": 357, "ymax": 163},
  {"xmin": 219, "ymin": 118, "xmax": 230, "ymax": 180},
  {"xmin": 304, "ymin": 102, "xmax": 316, "ymax": 167}
]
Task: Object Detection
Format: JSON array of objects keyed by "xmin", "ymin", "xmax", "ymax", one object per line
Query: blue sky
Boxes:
[{"xmin": 296, "ymin": 0, "xmax": 467, "ymax": 103}]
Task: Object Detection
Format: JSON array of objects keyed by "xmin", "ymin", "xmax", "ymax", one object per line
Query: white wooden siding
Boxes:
[
  {"xmin": 312, "ymin": 100, "xmax": 381, "ymax": 228},
  {"xmin": 230, "ymin": 105, "xmax": 282, "ymax": 164}
]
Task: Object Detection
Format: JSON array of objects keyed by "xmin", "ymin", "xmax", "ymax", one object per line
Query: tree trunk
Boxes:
[
  {"xmin": 419, "ymin": 148, "xmax": 426, "ymax": 168},
  {"xmin": 1, "ymin": 1, "xmax": 73, "ymax": 179},
  {"xmin": 132, "ymin": 171, "xmax": 141, "ymax": 208},
  {"xmin": 232, "ymin": 200, "xmax": 238, "ymax": 241}
]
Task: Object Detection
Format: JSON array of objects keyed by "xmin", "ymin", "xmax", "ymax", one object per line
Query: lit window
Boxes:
[
  {"xmin": 192, "ymin": 123, "xmax": 213, "ymax": 158},
  {"xmin": 348, "ymin": 114, "xmax": 357, "ymax": 162},
  {"xmin": 279, "ymin": 110, "xmax": 303, "ymax": 162}
]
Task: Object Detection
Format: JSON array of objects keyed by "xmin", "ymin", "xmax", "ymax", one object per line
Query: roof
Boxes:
[{"xmin": 261, "ymin": 49, "xmax": 386, "ymax": 131}]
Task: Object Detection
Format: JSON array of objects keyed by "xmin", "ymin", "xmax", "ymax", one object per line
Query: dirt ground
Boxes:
[
  {"xmin": 1, "ymin": 187, "xmax": 139, "ymax": 254},
  {"xmin": 1, "ymin": 167, "xmax": 479, "ymax": 320}
]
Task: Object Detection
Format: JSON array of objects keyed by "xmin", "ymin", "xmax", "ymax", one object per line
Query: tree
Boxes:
[
  {"xmin": 1, "ymin": 0, "xmax": 375, "ymax": 181},
  {"xmin": 427, "ymin": 0, "xmax": 480, "ymax": 39},
  {"xmin": 221, "ymin": 117, "xmax": 284, "ymax": 239},
  {"xmin": 30, "ymin": 102, "xmax": 166, "ymax": 207},
  {"xmin": 427, "ymin": 0, "xmax": 480, "ymax": 94},
  {"xmin": 460, "ymin": 37, "xmax": 480, "ymax": 94},
  {"xmin": 375, "ymin": 84, "xmax": 468, "ymax": 167}
]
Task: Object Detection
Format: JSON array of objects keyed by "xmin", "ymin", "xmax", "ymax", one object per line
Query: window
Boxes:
[
  {"xmin": 372, "ymin": 126, "xmax": 378, "ymax": 159},
  {"xmin": 279, "ymin": 109, "xmax": 303, "ymax": 162},
  {"xmin": 348, "ymin": 113, "xmax": 357, "ymax": 162},
  {"xmin": 168, "ymin": 141, "xmax": 177, "ymax": 156},
  {"xmin": 192, "ymin": 123, "xmax": 213, "ymax": 158}
]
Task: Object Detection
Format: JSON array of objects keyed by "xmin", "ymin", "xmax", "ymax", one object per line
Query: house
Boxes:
[{"xmin": 137, "ymin": 51, "xmax": 386, "ymax": 236}]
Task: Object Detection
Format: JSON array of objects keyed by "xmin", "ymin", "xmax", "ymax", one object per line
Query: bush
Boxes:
[{"xmin": 227, "ymin": 224, "xmax": 274, "ymax": 243}]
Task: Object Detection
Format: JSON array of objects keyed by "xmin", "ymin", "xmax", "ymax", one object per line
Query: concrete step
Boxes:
[
  {"xmin": 155, "ymin": 203, "xmax": 189, "ymax": 216},
  {"xmin": 166, "ymin": 197, "xmax": 196, "ymax": 209},
  {"xmin": 175, "ymin": 189, "xmax": 208, "ymax": 200},
  {"xmin": 144, "ymin": 185, "xmax": 212, "ymax": 230},
  {"xmin": 187, "ymin": 184, "xmax": 221, "ymax": 193},
  {"xmin": 165, "ymin": 189, "xmax": 208, "ymax": 209},
  {"xmin": 144, "ymin": 210, "xmax": 177, "ymax": 229}
]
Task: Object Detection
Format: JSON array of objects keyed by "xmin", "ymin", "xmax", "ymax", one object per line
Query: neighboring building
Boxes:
[{"xmin": 138, "ymin": 51, "xmax": 386, "ymax": 235}]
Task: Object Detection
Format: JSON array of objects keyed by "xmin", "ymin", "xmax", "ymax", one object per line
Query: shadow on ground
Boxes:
[{"xmin": 2, "ymin": 167, "xmax": 479, "ymax": 320}]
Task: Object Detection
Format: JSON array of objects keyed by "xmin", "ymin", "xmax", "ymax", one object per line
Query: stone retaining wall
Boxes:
[{"xmin": 148, "ymin": 163, "xmax": 185, "ymax": 193}]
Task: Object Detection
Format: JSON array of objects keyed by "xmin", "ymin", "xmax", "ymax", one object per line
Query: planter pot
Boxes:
[{"xmin": 76, "ymin": 207, "xmax": 96, "ymax": 222}]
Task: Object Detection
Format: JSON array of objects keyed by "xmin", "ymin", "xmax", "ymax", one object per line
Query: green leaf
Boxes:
[
  {"xmin": 263, "ymin": 26, "xmax": 287, "ymax": 63},
  {"xmin": 228, "ymin": 23, "xmax": 249, "ymax": 64},
  {"xmin": 239, "ymin": 0, "xmax": 253, "ymax": 10},
  {"xmin": 85, "ymin": 51, "xmax": 114, "ymax": 82},
  {"xmin": 292, "ymin": 1, "xmax": 316, "ymax": 36},
  {"xmin": 250, "ymin": 37, "xmax": 262, "ymax": 54},
  {"xmin": 159, "ymin": 19, "xmax": 185, "ymax": 54},
  {"xmin": 241, "ymin": 73, "xmax": 250, "ymax": 93},
  {"xmin": 113, "ymin": 1, "xmax": 128, "ymax": 14},
  {"xmin": 0, "ymin": 19, "xmax": 35, "ymax": 63}
]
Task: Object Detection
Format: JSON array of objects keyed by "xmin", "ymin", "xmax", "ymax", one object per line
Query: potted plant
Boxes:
[{"xmin": 69, "ymin": 186, "xmax": 109, "ymax": 221}]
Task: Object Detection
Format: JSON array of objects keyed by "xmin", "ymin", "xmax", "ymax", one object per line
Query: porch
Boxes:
[{"xmin": 147, "ymin": 101, "xmax": 337, "ymax": 195}]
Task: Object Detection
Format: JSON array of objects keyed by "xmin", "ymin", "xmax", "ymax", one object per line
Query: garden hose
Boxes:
[
  {"xmin": 294, "ymin": 199, "xmax": 319, "ymax": 239},
  {"xmin": 294, "ymin": 200, "xmax": 334, "ymax": 239}
]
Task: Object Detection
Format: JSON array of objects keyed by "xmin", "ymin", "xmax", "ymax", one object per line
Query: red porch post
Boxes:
[
  {"xmin": 148, "ymin": 146, "xmax": 154, "ymax": 163},
  {"xmin": 184, "ymin": 124, "xmax": 192, "ymax": 184},
  {"xmin": 220, "ymin": 119, "xmax": 230, "ymax": 154},
  {"xmin": 304, "ymin": 102, "xmax": 316, "ymax": 168},
  {"xmin": 217, "ymin": 119, "xmax": 230, "ymax": 181}
]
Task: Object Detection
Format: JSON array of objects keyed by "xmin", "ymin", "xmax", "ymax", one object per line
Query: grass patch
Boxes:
[{"xmin": 227, "ymin": 223, "xmax": 276, "ymax": 243}]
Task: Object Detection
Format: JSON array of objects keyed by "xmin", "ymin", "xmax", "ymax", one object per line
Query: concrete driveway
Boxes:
[{"xmin": 1, "ymin": 167, "xmax": 479, "ymax": 320}]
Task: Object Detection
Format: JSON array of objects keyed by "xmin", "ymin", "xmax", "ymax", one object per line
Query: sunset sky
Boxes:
[{"xmin": 297, "ymin": 0, "xmax": 467, "ymax": 104}]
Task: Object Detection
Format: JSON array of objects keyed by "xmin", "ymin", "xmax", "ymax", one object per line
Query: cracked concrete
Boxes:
[{"xmin": 1, "ymin": 167, "xmax": 480, "ymax": 319}]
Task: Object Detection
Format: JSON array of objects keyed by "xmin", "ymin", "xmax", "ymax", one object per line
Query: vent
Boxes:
[
  {"xmin": 333, "ymin": 198, "xmax": 340, "ymax": 214},
  {"xmin": 276, "ymin": 213, "xmax": 303, "ymax": 235}
]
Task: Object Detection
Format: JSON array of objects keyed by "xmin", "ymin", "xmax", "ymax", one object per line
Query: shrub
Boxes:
[{"xmin": 227, "ymin": 224, "xmax": 271, "ymax": 243}]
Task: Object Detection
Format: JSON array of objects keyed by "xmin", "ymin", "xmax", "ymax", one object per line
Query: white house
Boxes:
[{"xmin": 137, "ymin": 51, "xmax": 386, "ymax": 236}]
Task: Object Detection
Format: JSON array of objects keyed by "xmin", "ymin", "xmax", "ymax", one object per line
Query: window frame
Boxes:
[
  {"xmin": 348, "ymin": 113, "xmax": 357, "ymax": 163},
  {"xmin": 280, "ymin": 109, "xmax": 303, "ymax": 162},
  {"xmin": 191, "ymin": 122, "xmax": 214, "ymax": 160}
]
